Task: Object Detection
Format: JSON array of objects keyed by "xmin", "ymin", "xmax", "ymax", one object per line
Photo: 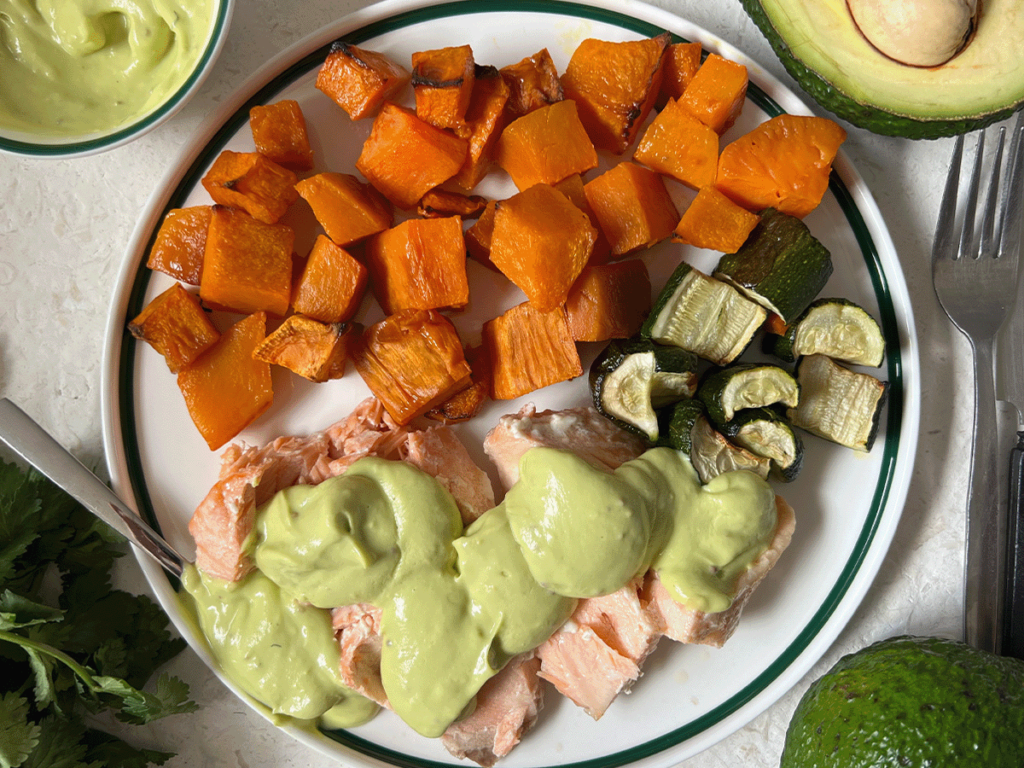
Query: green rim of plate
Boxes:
[
  {"xmin": 116, "ymin": 2, "xmax": 904, "ymax": 766},
  {"xmin": 0, "ymin": 0, "xmax": 233, "ymax": 157}
]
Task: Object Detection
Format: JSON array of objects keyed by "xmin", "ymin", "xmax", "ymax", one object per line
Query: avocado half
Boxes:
[{"xmin": 741, "ymin": 0, "xmax": 1024, "ymax": 139}]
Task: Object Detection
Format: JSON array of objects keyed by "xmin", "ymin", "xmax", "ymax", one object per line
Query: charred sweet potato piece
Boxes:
[
  {"xmin": 178, "ymin": 311, "xmax": 273, "ymax": 451},
  {"xmin": 678, "ymin": 53, "xmax": 748, "ymax": 135},
  {"xmin": 584, "ymin": 162, "xmax": 679, "ymax": 257},
  {"xmin": 417, "ymin": 189, "xmax": 488, "ymax": 219},
  {"xmin": 673, "ymin": 186, "xmax": 760, "ymax": 252},
  {"xmin": 633, "ymin": 97, "xmax": 719, "ymax": 190},
  {"xmin": 451, "ymin": 65, "xmax": 510, "ymax": 191},
  {"xmin": 483, "ymin": 302, "xmax": 582, "ymax": 400},
  {"xmin": 658, "ymin": 42, "xmax": 702, "ymax": 106},
  {"xmin": 553, "ymin": 174, "xmax": 612, "ymax": 265},
  {"xmin": 129, "ymin": 283, "xmax": 220, "ymax": 373},
  {"xmin": 366, "ymin": 216, "xmax": 469, "ymax": 314},
  {"xmin": 316, "ymin": 41, "xmax": 410, "ymax": 120},
  {"xmin": 565, "ymin": 260, "xmax": 652, "ymax": 342},
  {"xmin": 146, "ymin": 206, "xmax": 212, "ymax": 285},
  {"xmin": 500, "ymin": 48, "xmax": 563, "ymax": 117},
  {"xmin": 253, "ymin": 314, "xmax": 352, "ymax": 382},
  {"xmin": 465, "ymin": 199, "xmax": 498, "ymax": 270},
  {"xmin": 201, "ymin": 151, "xmax": 299, "ymax": 225},
  {"xmin": 351, "ymin": 309, "xmax": 472, "ymax": 425},
  {"xmin": 490, "ymin": 184, "xmax": 596, "ymax": 312},
  {"xmin": 356, "ymin": 102, "xmax": 469, "ymax": 209},
  {"xmin": 560, "ymin": 34, "xmax": 670, "ymax": 154},
  {"xmin": 495, "ymin": 99, "xmax": 597, "ymax": 191},
  {"xmin": 715, "ymin": 114, "xmax": 847, "ymax": 218},
  {"xmin": 249, "ymin": 100, "xmax": 314, "ymax": 171},
  {"xmin": 291, "ymin": 235, "xmax": 368, "ymax": 323},
  {"xmin": 199, "ymin": 206, "xmax": 295, "ymax": 316},
  {"xmin": 425, "ymin": 344, "xmax": 490, "ymax": 424},
  {"xmin": 412, "ymin": 44, "xmax": 475, "ymax": 130},
  {"xmin": 294, "ymin": 172, "xmax": 393, "ymax": 246}
]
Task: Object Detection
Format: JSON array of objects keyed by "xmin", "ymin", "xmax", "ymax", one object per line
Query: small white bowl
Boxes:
[{"xmin": 0, "ymin": 0, "xmax": 234, "ymax": 159}]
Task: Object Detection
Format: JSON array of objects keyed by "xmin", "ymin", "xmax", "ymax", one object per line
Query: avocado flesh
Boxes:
[{"xmin": 742, "ymin": 0, "xmax": 1024, "ymax": 138}]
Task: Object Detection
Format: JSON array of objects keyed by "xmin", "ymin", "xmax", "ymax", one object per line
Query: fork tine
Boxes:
[
  {"xmin": 934, "ymin": 134, "xmax": 965, "ymax": 262},
  {"xmin": 999, "ymin": 112, "xmax": 1024, "ymax": 259},
  {"xmin": 959, "ymin": 130, "xmax": 986, "ymax": 260},
  {"xmin": 979, "ymin": 127, "xmax": 1006, "ymax": 257}
]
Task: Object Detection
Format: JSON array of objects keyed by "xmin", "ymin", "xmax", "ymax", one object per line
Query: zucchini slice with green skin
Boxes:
[
  {"xmin": 657, "ymin": 399, "xmax": 772, "ymax": 483},
  {"xmin": 722, "ymin": 407, "xmax": 804, "ymax": 482},
  {"xmin": 714, "ymin": 208, "xmax": 833, "ymax": 324},
  {"xmin": 762, "ymin": 298, "xmax": 885, "ymax": 367},
  {"xmin": 697, "ymin": 363, "xmax": 800, "ymax": 427},
  {"xmin": 787, "ymin": 354, "xmax": 889, "ymax": 452},
  {"xmin": 590, "ymin": 338, "xmax": 700, "ymax": 442},
  {"xmin": 641, "ymin": 261, "xmax": 767, "ymax": 366},
  {"xmin": 657, "ymin": 397, "xmax": 707, "ymax": 454}
]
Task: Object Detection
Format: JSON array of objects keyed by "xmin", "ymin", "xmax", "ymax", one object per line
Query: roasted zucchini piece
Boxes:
[
  {"xmin": 697, "ymin": 363, "xmax": 800, "ymax": 426},
  {"xmin": 714, "ymin": 208, "xmax": 833, "ymax": 324},
  {"xmin": 640, "ymin": 261, "xmax": 767, "ymax": 365},
  {"xmin": 722, "ymin": 407, "xmax": 804, "ymax": 482},
  {"xmin": 763, "ymin": 298, "xmax": 885, "ymax": 366},
  {"xmin": 787, "ymin": 354, "xmax": 889, "ymax": 452},
  {"xmin": 591, "ymin": 338, "xmax": 699, "ymax": 441},
  {"xmin": 658, "ymin": 398, "xmax": 771, "ymax": 483}
]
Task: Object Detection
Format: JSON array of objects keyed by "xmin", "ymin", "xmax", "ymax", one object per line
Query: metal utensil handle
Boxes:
[
  {"xmin": 1006, "ymin": 431, "xmax": 1024, "ymax": 659},
  {"xmin": 0, "ymin": 398, "xmax": 186, "ymax": 578},
  {"xmin": 965, "ymin": 342, "xmax": 1007, "ymax": 654}
]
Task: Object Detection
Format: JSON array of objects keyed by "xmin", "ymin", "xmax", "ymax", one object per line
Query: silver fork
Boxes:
[{"xmin": 933, "ymin": 118, "xmax": 1024, "ymax": 654}]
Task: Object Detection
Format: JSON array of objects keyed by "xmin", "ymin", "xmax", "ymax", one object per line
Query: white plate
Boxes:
[{"xmin": 101, "ymin": 0, "xmax": 921, "ymax": 766}]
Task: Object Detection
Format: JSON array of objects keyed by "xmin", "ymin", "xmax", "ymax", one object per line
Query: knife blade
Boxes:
[{"xmin": 994, "ymin": 108, "xmax": 1024, "ymax": 660}]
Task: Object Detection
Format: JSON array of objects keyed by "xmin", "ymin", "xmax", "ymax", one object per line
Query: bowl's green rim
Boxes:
[{"xmin": 116, "ymin": 2, "xmax": 905, "ymax": 766}]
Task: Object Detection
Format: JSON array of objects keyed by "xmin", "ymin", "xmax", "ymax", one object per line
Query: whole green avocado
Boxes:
[
  {"xmin": 780, "ymin": 635, "xmax": 1024, "ymax": 767},
  {"xmin": 740, "ymin": 0, "xmax": 1024, "ymax": 139}
]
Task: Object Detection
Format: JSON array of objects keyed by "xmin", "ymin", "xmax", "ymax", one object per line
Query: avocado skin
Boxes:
[
  {"xmin": 739, "ymin": 0, "xmax": 1021, "ymax": 139},
  {"xmin": 781, "ymin": 635, "xmax": 1024, "ymax": 767}
]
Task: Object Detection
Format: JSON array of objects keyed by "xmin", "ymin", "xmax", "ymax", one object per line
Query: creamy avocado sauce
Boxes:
[
  {"xmin": 0, "ymin": 0, "xmax": 215, "ymax": 137},
  {"xmin": 184, "ymin": 447, "xmax": 777, "ymax": 739}
]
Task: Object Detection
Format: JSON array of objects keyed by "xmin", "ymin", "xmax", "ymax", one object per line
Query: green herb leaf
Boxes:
[
  {"xmin": 0, "ymin": 692, "xmax": 41, "ymax": 768},
  {"xmin": 0, "ymin": 591, "xmax": 64, "ymax": 631}
]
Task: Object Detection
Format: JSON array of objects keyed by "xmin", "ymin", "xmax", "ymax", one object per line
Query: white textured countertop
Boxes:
[{"xmin": 0, "ymin": 0, "xmax": 991, "ymax": 766}]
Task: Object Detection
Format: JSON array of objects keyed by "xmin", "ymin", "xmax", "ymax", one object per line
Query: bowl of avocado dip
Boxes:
[{"xmin": 0, "ymin": 0, "xmax": 233, "ymax": 158}]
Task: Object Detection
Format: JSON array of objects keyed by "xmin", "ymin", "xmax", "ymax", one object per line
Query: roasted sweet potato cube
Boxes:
[
  {"xmin": 412, "ymin": 44, "xmax": 475, "ymax": 130},
  {"xmin": 659, "ymin": 42, "xmax": 703, "ymax": 106},
  {"xmin": 249, "ymin": 100, "xmax": 314, "ymax": 171},
  {"xmin": 253, "ymin": 314, "xmax": 352, "ymax": 382},
  {"xmin": 674, "ymin": 186, "xmax": 760, "ymax": 252},
  {"xmin": 425, "ymin": 343, "xmax": 490, "ymax": 424},
  {"xmin": 129, "ymin": 283, "xmax": 220, "ymax": 373},
  {"xmin": 584, "ymin": 162, "xmax": 679, "ymax": 257},
  {"xmin": 678, "ymin": 53, "xmax": 748, "ymax": 135},
  {"xmin": 417, "ymin": 189, "xmax": 488, "ymax": 219},
  {"xmin": 495, "ymin": 100, "xmax": 597, "ymax": 191},
  {"xmin": 201, "ymin": 151, "xmax": 299, "ymax": 225},
  {"xmin": 565, "ymin": 260, "xmax": 652, "ymax": 342},
  {"xmin": 634, "ymin": 97, "xmax": 719, "ymax": 190},
  {"xmin": 560, "ymin": 34, "xmax": 670, "ymax": 154},
  {"xmin": 351, "ymin": 309, "xmax": 472, "ymax": 425},
  {"xmin": 465, "ymin": 200, "xmax": 498, "ymax": 270},
  {"xmin": 292, "ymin": 235, "xmax": 368, "ymax": 323},
  {"xmin": 500, "ymin": 48, "xmax": 563, "ymax": 117},
  {"xmin": 490, "ymin": 184, "xmax": 596, "ymax": 312},
  {"xmin": 356, "ymin": 102, "xmax": 469, "ymax": 210},
  {"xmin": 295, "ymin": 172, "xmax": 393, "ymax": 246},
  {"xmin": 200, "ymin": 206, "xmax": 295, "ymax": 316},
  {"xmin": 146, "ymin": 206, "xmax": 212, "ymax": 285},
  {"xmin": 178, "ymin": 311, "xmax": 273, "ymax": 451},
  {"xmin": 483, "ymin": 303, "xmax": 582, "ymax": 400},
  {"xmin": 553, "ymin": 174, "xmax": 611, "ymax": 265},
  {"xmin": 366, "ymin": 216, "xmax": 469, "ymax": 314},
  {"xmin": 451, "ymin": 66, "xmax": 510, "ymax": 191},
  {"xmin": 316, "ymin": 41, "xmax": 410, "ymax": 120}
]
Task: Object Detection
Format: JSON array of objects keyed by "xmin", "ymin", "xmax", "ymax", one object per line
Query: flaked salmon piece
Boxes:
[
  {"xmin": 535, "ymin": 577, "xmax": 660, "ymax": 720},
  {"xmin": 400, "ymin": 427, "xmax": 496, "ymax": 524},
  {"xmin": 483, "ymin": 404, "xmax": 647, "ymax": 490},
  {"xmin": 190, "ymin": 397, "xmax": 407, "ymax": 581},
  {"xmin": 332, "ymin": 603, "xmax": 388, "ymax": 707},
  {"xmin": 441, "ymin": 653, "xmax": 545, "ymax": 767},
  {"xmin": 643, "ymin": 495, "xmax": 796, "ymax": 647}
]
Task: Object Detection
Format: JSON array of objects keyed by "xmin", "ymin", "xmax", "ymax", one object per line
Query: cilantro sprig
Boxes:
[{"xmin": 0, "ymin": 458, "xmax": 197, "ymax": 768}]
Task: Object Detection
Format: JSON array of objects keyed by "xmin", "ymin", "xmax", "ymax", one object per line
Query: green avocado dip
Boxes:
[
  {"xmin": 182, "ymin": 447, "xmax": 779, "ymax": 738},
  {"xmin": 0, "ymin": 0, "xmax": 215, "ymax": 137}
]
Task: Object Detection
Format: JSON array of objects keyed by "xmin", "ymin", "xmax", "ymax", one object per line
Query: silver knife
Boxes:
[{"xmin": 995, "ymin": 108, "xmax": 1024, "ymax": 660}]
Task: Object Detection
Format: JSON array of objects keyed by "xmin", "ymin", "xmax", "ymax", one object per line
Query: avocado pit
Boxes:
[{"xmin": 847, "ymin": 0, "xmax": 978, "ymax": 67}]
